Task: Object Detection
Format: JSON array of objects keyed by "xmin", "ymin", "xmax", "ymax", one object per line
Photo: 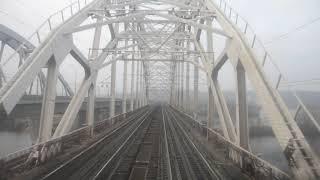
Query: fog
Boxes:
[
  {"xmin": 1, "ymin": 0, "xmax": 320, "ymax": 173},
  {"xmin": 1, "ymin": 0, "xmax": 320, "ymax": 93},
  {"xmin": 230, "ymin": 0, "xmax": 320, "ymax": 86}
]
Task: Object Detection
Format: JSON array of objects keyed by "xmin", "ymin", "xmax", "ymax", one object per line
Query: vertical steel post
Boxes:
[
  {"xmin": 122, "ymin": 23, "xmax": 128, "ymax": 114},
  {"xmin": 185, "ymin": 62, "xmax": 190, "ymax": 111},
  {"xmin": 38, "ymin": 57, "xmax": 58, "ymax": 142},
  {"xmin": 193, "ymin": 52, "xmax": 199, "ymax": 120},
  {"xmin": 236, "ymin": 62, "xmax": 249, "ymax": 150},
  {"xmin": 87, "ymin": 83, "xmax": 95, "ymax": 135},
  {"xmin": 87, "ymin": 17, "xmax": 102, "ymax": 135},
  {"xmin": 130, "ymin": 59, "xmax": 135, "ymax": 111},
  {"xmin": 139, "ymin": 62, "xmax": 143, "ymax": 108},
  {"xmin": 135, "ymin": 61, "xmax": 140, "ymax": 109},
  {"xmin": 170, "ymin": 60, "xmax": 176, "ymax": 105},
  {"xmin": 122, "ymin": 58, "xmax": 128, "ymax": 113},
  {"xmin": 110, "ymin": 54, "xmax": 117, "ymax": 120},
  {"xmin": 177, "ymin": 60, "xmax": 180, "ymax": 107},
  {"xmin": 180, "ymin": 60, "xmax": 184, "ymax": 109},
  {"xmin": 185, "ymin": 28, "xmax": 191, "ymax": 111},
  {"xmin": 206, "ymin": 19, "xmax": 215, "ymax": 135}
]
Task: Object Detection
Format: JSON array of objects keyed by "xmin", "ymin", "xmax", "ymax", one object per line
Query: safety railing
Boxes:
[
  {"xmin": 0, "ymin": 0, "xmax": 94, "ymax": 87},
  {"xmin": 0, "ymin": 126, "xmax": 90, "ymax": 164},
  {"xmin": 206, "ymin": 126, "xmax": 290, "ymax": 180},
  {"xmin": 172, "ymin": 105, "xmax": 291, "ymax": 180},
  {"xmin": 0, "ymin": 106, "xmax": 146, "ymax": 165},
  {"xmin": 210, "ymin": 0, "xmax": 320, "ymax": 134}
]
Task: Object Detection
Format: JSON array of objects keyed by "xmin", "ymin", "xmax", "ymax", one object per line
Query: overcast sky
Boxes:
[
  {"xmin": 1, "ymin": 0, "xmax": 320, "ymax": 92},
  {"xmin": 230, "ymin": 0, "xmax": 320, "ymax": 90}
]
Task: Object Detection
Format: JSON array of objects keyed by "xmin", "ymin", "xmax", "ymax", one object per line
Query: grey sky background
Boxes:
[
  {"xmin": 229, "ymin": 0, "xmax": 320, "ymax": 87},
  {"xmin": 1, "ymin": 0, "xmax": 320, "ymax": 93}
]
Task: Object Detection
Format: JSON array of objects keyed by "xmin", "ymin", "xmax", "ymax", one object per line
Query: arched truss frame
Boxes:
[
  {"xmin": 0, "ymin": 0, "xmax": 319, "ymax": 178},
  {"xmin": 0, "ymin": 24, "xmax": 74, "ymax": 96}
]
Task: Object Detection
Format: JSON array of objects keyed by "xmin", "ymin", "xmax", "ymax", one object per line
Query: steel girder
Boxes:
[
  {"xmin": 0, "ymin": 24, "xmax": 74, "ymax": 96},
  {"xmin": 0, "ymin": 0, "xmax": 319, "ymax": 178},
  {"xmin": 205, "ymin": 0, "xmax": 320, "ymax": 178}
]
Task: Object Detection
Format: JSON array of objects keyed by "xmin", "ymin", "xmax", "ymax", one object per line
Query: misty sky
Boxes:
[
  {"xmin": 229, "ymin": 0, "xmax": 320, "ymax": 91},
  {"xmin": 1, "ymin": 0, "xmax": 320, "ymax": 93}
]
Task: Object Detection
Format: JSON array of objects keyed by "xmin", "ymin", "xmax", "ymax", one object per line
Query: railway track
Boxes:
[
  {"xmin": 162, "ymin": 106, "xmax": 222, "ymax": 180},
  {"xmin": 166, "ymin": 106, "xmax": 250, "ymax": 180},
  {"xmin": 95, "ymin": 108, "xmax": 162, "ymax": 180},
  {"xmin": 40, "ymin": 107, "xmax": 154, "ymax": 180},
  {"xmin": 24, "ymin": 105, "xmax": 249, "ymax": 180}
]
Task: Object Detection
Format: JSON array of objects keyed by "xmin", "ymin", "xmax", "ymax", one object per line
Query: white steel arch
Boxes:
[
  {"xmin": 0, "ymin": 24, "xmax": 74, "ymax": 96},
  {"xmin": 0, "ymin": 0, "xmax": 319, "ymax": 179}
]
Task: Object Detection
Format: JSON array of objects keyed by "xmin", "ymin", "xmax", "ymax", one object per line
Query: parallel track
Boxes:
[
  {"xmin": 166, "ymin": 106, "xmax": 248, "ymax": 180},
  {"xmin": 96, "ymin": 108, "xmax": 162, "ymax": 180},
  {"xmin": 41, "ymin": 107, "xmax": 153, "ymax": 180},
  {"xmin": 38, "ymin": 105, "xmax": 246, "ymax": 180},
  {"xmin": 162, "ymin": 106, "xmax": 222, "ymax": 180}
]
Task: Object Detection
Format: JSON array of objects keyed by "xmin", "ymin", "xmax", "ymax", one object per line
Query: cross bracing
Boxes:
[{"xmin": 0, "ymin": 0, "xmax": 320, "ymax": 179}]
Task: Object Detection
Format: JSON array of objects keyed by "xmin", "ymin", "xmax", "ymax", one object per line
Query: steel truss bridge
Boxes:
[{"xmin": 0, "ymin": 0, "xmax": 320, "ymax": 179}]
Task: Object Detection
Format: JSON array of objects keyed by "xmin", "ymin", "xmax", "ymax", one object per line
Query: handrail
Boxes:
[
  {"xmin": 171, "ymin": 105, "xmax": 291, "ymax": 180},
  {"xmin": 0, "ymin": 0, "xmax": 94, "ymax": 84},
  {"xmin": 0, "ymin": 106, "xmax": 146, "ymax": 162},
  {"xmin": 0, "ymin": 126, "xmax": 89, "ymax": 162},
  {"xmin": 210, "ymin": 0, "xmax": 320, "ymax": 134}
]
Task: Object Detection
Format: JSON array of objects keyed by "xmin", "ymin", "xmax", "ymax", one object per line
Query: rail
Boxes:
[
  {"xmin": 0, "ymin": 106, "xmax": 147, "ymax": 164},
  {"xmin": 171, "ymin": 105, "xmax": 291, "ymax": 180},
  {"xmin": 41, "ymin": 107, "xmax": 152, "ymax": 180},
  {"xmin": 164, "ymin": 107, "xmax": 222, "ymax": 179},
  {"xmin": 161, "ymin": 107, "xmax": 173, "ymax": 180}
]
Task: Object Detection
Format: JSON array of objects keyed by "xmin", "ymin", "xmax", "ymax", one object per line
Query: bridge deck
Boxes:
[{"xmin": 7, "ymin": 105, "xmax": 251, "ymax": 180}]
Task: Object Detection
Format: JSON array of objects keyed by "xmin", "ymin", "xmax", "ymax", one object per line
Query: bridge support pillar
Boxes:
[
  {"xmin": 143, "ymin": 66, "xmax": 147, "ymax": 106},
  {"xmin": 144, "ymin": 78, "xmax": 148, "ymax": 106},
  {"xmin": 122, "ymin": 24, "xmax": 128, "ymax": 114},
  {"xmin": 135, "ymin": 61, "xmax": 140, "ymax": 109},
  {"xmin": 139, "ymin": 62, "xmax": 143, "ymax": 108},
  {"xmin": 38, "ymin": 57, "xmax": 58, "ymax": 142},
  {"xmin": 207, "ymin": 86, "xmax": 215, "ymax": 137},
  {"xmin": 176, "ymin": 62, "xmax": 180, "ymax": 107},
  {"xmin": 142, "ymin": 79, "xmax": 145, "ymax": 107},
  {"xmin": 170, "ymin": 62, "xmax": 176, "ymax": 106},
  {"xmin": 193, "ymin": 55, "xmax": 199, "ymax": 120},
  {"xmin": 87, "ymin": 17, "xmax": 102, "ymax": 135},
  {"xmin": 236, "ymin": 62, "xmax": 249, "ymax": 150},
  {"xmin": 87, "ymin": 83, "xmax": 95, "ymax": 135},
  {"xmin": 180, "ymin": 60, "xmax": 184, "ymax": 109},
  {"xmin": 185, "ymin": 62, "xmax": 190, "ymax": 112},
  {"xmin": 206, "ymin": 19, "xmax": 215, "ymax": 135},
  {"xmin": 122, "ymin": 23, "xmax": 128, "ymax": 113},
  {"xmin": 130, "ymin": 60, "xmax": 135, "ymax": 111},
  {"xmin": 110, "ymin": 55, "xmax": 116, "ymax": 120},
  {"xmin": 122, "ymin": 60, "xmax": 127, "ymax": 114},
  {"xmin": 178, "ymin": 61, "xmax": 182, "ymax": 108},
  {"xmin": 172, "ymin": 63, "xmax": 176, "ymax": 106},
  {"xmin": 211, "ymin": 76, "xmax": 237, "ymax": 142}
]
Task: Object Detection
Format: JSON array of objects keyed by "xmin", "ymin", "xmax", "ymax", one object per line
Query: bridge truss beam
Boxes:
[{"xmin": 0, "ymin": 0, "xmax": 319, "ymax": 179}]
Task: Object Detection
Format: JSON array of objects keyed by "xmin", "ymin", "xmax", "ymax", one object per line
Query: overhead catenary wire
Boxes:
[
  {"xmin": 264, "ymin": 16, "xmax": 320, "ymax": 45},
  {"xmin": 280, "ymin": 78, "xmax": 320, "ymax": 86}
]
